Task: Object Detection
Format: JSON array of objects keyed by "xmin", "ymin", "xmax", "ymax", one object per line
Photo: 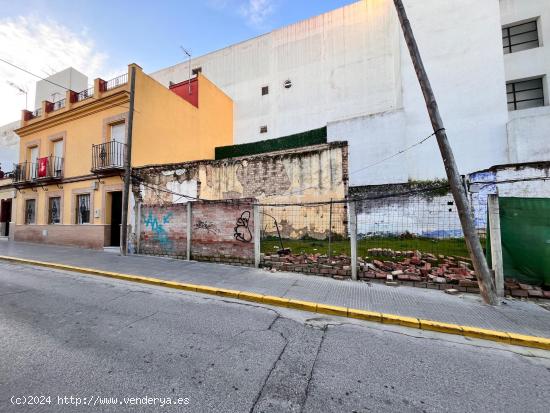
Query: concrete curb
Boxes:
[{"xmin": 2, "ymin": 254, "xmax": 549, "ymax": 351}]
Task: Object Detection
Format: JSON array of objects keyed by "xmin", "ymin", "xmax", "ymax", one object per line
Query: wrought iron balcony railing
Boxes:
[
  {"xmin": 76, "ymin": 86, "xmax": 94, "ymax": 102},
  {"xmin": 91, "ymin": 141, "xmax": 126, "ymax": 172},
  {"xmin": 51, "ymin": 98, "xmax": 66, "ymax": 111},
  {"xmin": 29, "ymin": 107, "xmax": 42, "ymax": 119},
  {"xmin": 104, "ymin": 73, "xmax": 128, "ymax": 91},
  {"xmin": 13, "ymin": 156, "xmax": 64, "ymax": 184}
]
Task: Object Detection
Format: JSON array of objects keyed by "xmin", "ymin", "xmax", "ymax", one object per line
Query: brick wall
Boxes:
[
  {"xmin": 139, "ymin": 200, "xmax": 255, "ymax": 263},
  {"xmin": 191, "ymin": 200, "xmax": 255, "ymax": 263},
  {"xmin": 140, "ymin": 204, "xmax": 187, "ymax": 257}
]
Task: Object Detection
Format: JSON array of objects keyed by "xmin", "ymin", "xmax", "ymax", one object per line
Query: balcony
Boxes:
[
  {"xmin": 21, "ymin": 72, "xmax": 130, "ymax": 124},
  {"xmin": 91, "ymin": 141, "xmax": 126, "ymax": 173},
  {"xmin": 13, "ymin": 156, "xmax": 64, "ymax": 185},
  {"xmin": 75, "ymin": 86, "xmax": 94, "ymax": 102},
  {"xmin": 104, "ymin": 73, "xmax": 128, "ymax": 91}
]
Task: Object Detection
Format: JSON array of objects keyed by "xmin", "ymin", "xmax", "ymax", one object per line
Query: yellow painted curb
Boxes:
[
  {"xmin": 382, "ymin": 314, "xmax": 420, "ymax": 329},
  {"xmin": 316, "ymin": 304, "xmax": 348, "ymax": 317},
  {"xmin": 194, "ymin": 285, "xmax": 220, "ymax": 295},
  {"xmin": 461, "ymin": 326, "xmax": 511, "ymax": 344},
  {"xmin": 508, "ymin": 333, "xmax": 550, "ymax": 350},
  {"xmin": 238, "ymin": 291, "xmax": 264, "ymax": 304},
  {"xmin": 419, "ymin": 320, "xmax": 464, "ymax": 335},
  {"xmin": 2, "ymin": 254, "xmax": 550, "ymax": 351},
  {"xmin": 262, "ymin": 295, "xmax": 290, "ymax": 307},
  {"xmin": 288, "ymin": 299, "xmax": 318, "ymax": 313},
  {"xmin": 162, "ymin": 281, "xmax": 197, "ymax": 292},
  {"xmin": 216, "ymin": 288, "xmax": 241, "ymax": 299},
  {"xmin": 348, "ymin": 309, "xmax": 383, "ymax": 323}
]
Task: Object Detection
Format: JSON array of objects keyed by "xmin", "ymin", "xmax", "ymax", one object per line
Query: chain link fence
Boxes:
[
  {"xmin": 259, "ymin": 187, "xmax": 484, "ymax": 261},
  {"xmin": 259, "ymin": 202, "xmax": 349, "ymax": 257}
]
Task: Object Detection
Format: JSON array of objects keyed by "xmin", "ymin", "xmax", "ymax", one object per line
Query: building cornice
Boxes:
[{"xmin": 15, "ymin": 91, "xmax": 130, "ymax": 137}]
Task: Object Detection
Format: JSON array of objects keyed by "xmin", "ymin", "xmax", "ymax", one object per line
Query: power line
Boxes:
[
  {"xmin": 348, "ymin": 129, "xmax": 443, "ymax": 176},
  {"xmin": 0, "ymin": 57, "xmax": 133, "ymax": 112},
  {"xmin": 134, "ymin": 173, "xmax": 453, "ymax": 207},
  {"xmin": 275, "ymin": 129, "xmax": 443, "ymax": 198},
  {"xmin": 135, "ymin": 129, "xmax": 445, "ymax": 202}
]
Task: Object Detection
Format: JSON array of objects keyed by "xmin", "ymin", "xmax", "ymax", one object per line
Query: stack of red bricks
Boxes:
[
  {"xmin": 261, "ymin": 254, "xmax": 352, "ymax": 279},
  {"xmin": 505, "ymin": 281, "xmax": 550, "ymax": 299}
]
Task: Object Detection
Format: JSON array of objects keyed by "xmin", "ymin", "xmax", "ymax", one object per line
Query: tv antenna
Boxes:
[
  {"xmin": 180, "ymin": 46, "xmax": 192, "ymax": 95},
  {"xmin": 7, "ymin": 81, "xmax": 28, "ymax": 109}
]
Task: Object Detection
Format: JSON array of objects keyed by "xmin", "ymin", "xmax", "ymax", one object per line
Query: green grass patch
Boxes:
[{"xmin": 261, "ymin": 237, "xmax": 471, "ymax": 258}]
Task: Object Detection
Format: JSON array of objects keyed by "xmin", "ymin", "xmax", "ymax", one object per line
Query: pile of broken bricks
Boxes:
[{"xmin": 260, "ymin": 248, "xmax": 549, "ymax": 300}]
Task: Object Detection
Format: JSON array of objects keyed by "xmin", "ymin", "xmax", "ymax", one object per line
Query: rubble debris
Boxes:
[{"xmin": 260, "ymin": 247, "xmax": 548, "ymax": 300}]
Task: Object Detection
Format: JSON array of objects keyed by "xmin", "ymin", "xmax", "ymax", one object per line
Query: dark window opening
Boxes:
[
  {"xmin": 261, "ymin": 86, "xmax": 269, "ymax": 96},
  {"xmin": 25, "ymin": 199, "xmax": 36, "ymax": 224},
  {"xmin": 192, "ymin": 67, "xmax": 202, "ymax": 76},
  {"xmin": 502, "ymin": 20, "xmax": 539, "ymax": 54},
  {"xmin": 76, "ymin": 194, "xmax": 91, "ymax": 224},
  {"xmin": 507, "ymin": 78, "xmax": 545, "ymax": 111},
  {"xmin": 49, "ymin": 197, "xmax": 61, "ymax": 224},
  {"xmin": 260, "ymin": 126, "xmax": 268, "ymax": 134}
]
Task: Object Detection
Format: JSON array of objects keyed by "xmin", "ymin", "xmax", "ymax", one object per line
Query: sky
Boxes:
[{"xmin": 0, "ymin": 0, "xmax": 356, "ymax": 126}]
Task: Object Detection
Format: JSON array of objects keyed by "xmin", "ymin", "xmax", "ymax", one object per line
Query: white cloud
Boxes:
[
  {"xmin": 0, "ymin": 16, "xmax": 108, "ymax": 126},
  {"xmin": 207, "ymin": 0, "xmax": 276, "ymax": 27},
  {"xmin": 240, "ymin": 0, "xmax": 276, "ymax": 27}
]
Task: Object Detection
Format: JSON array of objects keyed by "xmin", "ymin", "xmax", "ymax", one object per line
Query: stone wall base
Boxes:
[{"xmin": 14, "ymin": 225, "xmax": 109, "ymax": 250}]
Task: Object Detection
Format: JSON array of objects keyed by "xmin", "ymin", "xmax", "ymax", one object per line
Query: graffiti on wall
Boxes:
[
  {"xmin": 144, "ymin": 210, "xmax": 174, "ymax": 250},
  {"xmin": 234, "ymin": 211, "xmax": 252, "ymax": 243},
  {"xmin": 194, "ymin": 219, "xmax": 219, "ymax": 234}
]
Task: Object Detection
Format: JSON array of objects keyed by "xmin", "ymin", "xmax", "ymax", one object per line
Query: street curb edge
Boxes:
[{"xmin": 1, "ymin": 255, "xmax": 549, "ymax": 351}]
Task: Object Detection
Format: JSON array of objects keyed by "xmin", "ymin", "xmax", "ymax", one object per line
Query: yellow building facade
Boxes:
[{"xmin": 13, "ymin": 64, "xmax": 232, "ymax": 249}]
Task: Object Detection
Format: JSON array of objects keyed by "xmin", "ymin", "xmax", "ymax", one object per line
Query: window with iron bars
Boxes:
[
  {"xmin": 49, "ymin": 197, "xmax": 61, "ymax": 224},
  {"xmin": 76, "ymin": 194, "xmax": 91, "ymax": 224},
  {"xmin": 507, "ymin": 77, "xmax": 545, "ymax": 111},
  {"xmin": 25, "ymin": 199, "xmax": 36, "ymax": 224},
  {"xmin": 502, "ymin": 20, "xmax": 539, "ymax": 54}
]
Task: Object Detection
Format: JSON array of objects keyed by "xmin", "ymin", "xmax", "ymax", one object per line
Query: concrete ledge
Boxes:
[{"xmin": 1, "ymin": 254, "xmax": 549, "ymax": 351}]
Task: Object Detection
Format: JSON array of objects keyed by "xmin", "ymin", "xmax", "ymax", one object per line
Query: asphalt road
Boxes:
[{"xmin": 1, "ymin": 261, "xmax": 549, "ymax": 413}]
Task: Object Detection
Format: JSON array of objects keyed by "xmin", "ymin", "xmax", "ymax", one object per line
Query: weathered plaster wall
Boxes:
[
  {"xmin": 135, "ymin": 143, "xmax": 348, "ymax": 239},
  {"xmin": 469, "ymin": 162, "xmax": 550, "ymax": 231},
  {"xmin": 136, "ymin": 143, "xmax": 347, "ymax": 203}
]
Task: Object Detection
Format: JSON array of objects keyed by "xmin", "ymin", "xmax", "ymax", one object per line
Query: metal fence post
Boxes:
[
  {"xmin": 328, "ymin": 199, "xmax": 333, "ymax": 259},
  {"xmin": 488, "ymin": 194, "xmax": 504, "ymax": 297},
  {"xmin": 254, "ymin": 204, "xmax": 261, "ymax": 268},
  {"xmin": 349, "ymin": 200, "xmax": 358, "ymax": 281},
  {"xmin": 186, "ymin": 201, "xmax": 192, "ymax": 261},
  {"xmin": 136, "ymin": 200, "xmax": 141, "ymax": 254}
]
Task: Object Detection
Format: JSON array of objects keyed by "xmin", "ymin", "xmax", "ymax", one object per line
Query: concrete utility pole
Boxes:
[
  {"xmin": 392, "ymin": 0, "xmax": 498, "ymax": 305},
  {"xmin": 120, "ymin": 66, "xmax": 136, "ymax": 256}
]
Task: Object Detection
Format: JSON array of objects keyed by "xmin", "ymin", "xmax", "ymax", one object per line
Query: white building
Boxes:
[
  {"xmin": 501, "ymin": 0, "xmax": 550, "ymax": 164},
  {"xmin": 33, "ymin": 67, "xmax": 88, "ymax": 109},
  {"xmin": 151, "ymin": 0, "xmax": 550, "ymax": 189},
  {"xmin": 0, "ymin": 67, "xmax": 88, "ymax": 169},
  {"xmin": 0, "ymin": 120, "xmax": 20, "ymax": 171}
]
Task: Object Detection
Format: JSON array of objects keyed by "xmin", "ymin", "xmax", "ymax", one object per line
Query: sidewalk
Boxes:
[{"xmin": 1, "ymin": 240, "xmax": 549, "ymax": 340}]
